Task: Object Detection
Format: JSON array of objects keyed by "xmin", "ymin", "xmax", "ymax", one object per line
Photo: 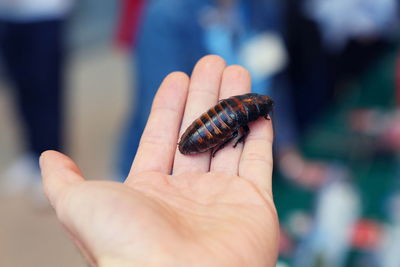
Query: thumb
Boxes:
[{"xmin": 40, "ymin": 150, "xmax": 85, "ymax": 208}]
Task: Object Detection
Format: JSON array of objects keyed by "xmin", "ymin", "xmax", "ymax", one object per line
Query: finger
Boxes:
[
  {"xmin": 41, "ymin": 151, "xmax": 102, "ymax": 265},
  {"xmin": 210, "ymin": 65, "xmax": 251, "ymax": 174},
  {"xmin": 40, "ymin": 150, "xmax": 85, "ymax": 208},
  {"xmin": 239, "ymin": 118, "xmax": 274, "ymax": 194},
  {"xmin": 127, "ymin": 72, "xmax": 189, "ymax": 179},
  {"xmin": 173, "ymin": 55, "xmax": 226, "ymax": 174}
]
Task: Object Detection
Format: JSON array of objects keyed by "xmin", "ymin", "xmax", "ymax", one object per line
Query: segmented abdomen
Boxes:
[{"xmin": 178, "ymin": 96, "xmax": 248, "ymax": 154}]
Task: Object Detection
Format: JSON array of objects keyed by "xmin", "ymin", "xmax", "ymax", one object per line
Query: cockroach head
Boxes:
[{"xmin": 254, "ymin": 94, "xmax": 274, "ymax": 116}]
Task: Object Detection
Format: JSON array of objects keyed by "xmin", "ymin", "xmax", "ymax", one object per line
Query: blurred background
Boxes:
[{"xmin": 0, "ymin": 0, "xmax": 399, "ymax": 266}]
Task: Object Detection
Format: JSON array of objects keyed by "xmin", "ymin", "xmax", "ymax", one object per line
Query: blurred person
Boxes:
[
  {"xmin": 280, "ymin": 0, "xmax": 400, "ymax": 188},
  {"xmin": 0, "ymin": 0, "xmax": 74, "ymax": 198},
  {"xmin": 115, "ymin": 0, "xmax": 145, "ymax": 50},
  {"xmin": 286, "ymin": 0, "xmax": 399, "ymax": 129},
  {"xmin": 115, "ymin": 0, "xmax": 400, "ymax": 185},
  {"xmin": 304, "ymin": 0, "xmax": 398, "ymax": 52},
  {"xmin": 347, "ymin": 50, "xmax": 400, "ymax": 153},
  {"xmin": 284, "ymin": 1, "xmax": 400, "ymax": 265},
  {"xmin": 39, "ymin": 56, "xmax": 279, "ymax": 267},
  {"xmin": 116, "ymin": 0, "xmax": 302, "ymax": 180}
]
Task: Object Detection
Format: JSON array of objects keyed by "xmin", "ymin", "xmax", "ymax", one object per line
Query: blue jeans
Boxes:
[
  {"xmin": 0, "ymin": 19, "xmax": 65, "ymax": 157},
  {"xmin": 118, "ymin": 0, "xmax": 208, "ymax": 178}
]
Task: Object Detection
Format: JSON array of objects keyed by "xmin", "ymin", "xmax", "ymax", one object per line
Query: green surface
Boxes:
[{"xmin": 273, "ymin": 45, "xmax": 400, "ymax": 264}]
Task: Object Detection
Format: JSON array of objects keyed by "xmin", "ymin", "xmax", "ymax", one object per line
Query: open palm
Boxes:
[{"xmin": 40, "ymin": 56, "xmax": 279, "ymax": 267}]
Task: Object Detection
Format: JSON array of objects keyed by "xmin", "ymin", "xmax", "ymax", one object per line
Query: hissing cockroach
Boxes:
[{"xmin": 178, "ymin": 93, "xmax": 274, "ymax": 157}]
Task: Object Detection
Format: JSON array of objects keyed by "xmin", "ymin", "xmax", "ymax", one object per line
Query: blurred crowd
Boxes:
[{"xmin": 1, "ymin": 0, "xmax": 400, "ymax": 266}]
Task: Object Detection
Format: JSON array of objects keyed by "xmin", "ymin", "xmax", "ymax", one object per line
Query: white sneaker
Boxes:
[{"xmin": 0, "ymin": 153, "xmax": 41, "ymax": 197}]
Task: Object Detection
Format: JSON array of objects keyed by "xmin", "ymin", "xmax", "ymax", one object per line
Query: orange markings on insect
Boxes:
[
  {"xmin": 232, "ymin": 97, "xmax": 246, "ymax": 114},
  {"xmin": 204, "ymin": 112, "xmax": 223, "ymax": 135},
  {"xmin": 218, "ymin": 103, "xmax": 234, "ymax": 123},
  {"xmin": 178, "ymin": 93, "xmax": 274, "ymax": 156}
]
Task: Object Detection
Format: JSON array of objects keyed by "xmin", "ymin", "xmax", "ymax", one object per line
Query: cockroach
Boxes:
[{"xmin": 178, "ymin": 93, "xmax": 274, "ymax": 157}]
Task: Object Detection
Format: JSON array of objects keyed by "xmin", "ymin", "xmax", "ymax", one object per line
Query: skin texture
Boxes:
[{"xmin": 40, "ymin": 55, "xmax": 279, "ymax": 267}]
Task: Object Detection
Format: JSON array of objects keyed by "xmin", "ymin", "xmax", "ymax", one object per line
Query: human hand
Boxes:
[
  {"xmin": 40, "ymin": 55, "xmax": 278, "ymax": 267},
  {"xmin": 278, "ymin": 148, "xmax": 329, "ymax": 189},
  {"xmin": 350, "ymin": 108, "xmax": 400, "ymax": 152}
]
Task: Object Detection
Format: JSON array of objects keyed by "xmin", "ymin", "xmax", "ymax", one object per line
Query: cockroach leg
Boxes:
[
  {"xmin": 212, "ymin": 131, "xmax": 238, "ymax": 157},
  {"xmin": 233, "ymin": 125, "xmax": 250, "ymax": 148}
]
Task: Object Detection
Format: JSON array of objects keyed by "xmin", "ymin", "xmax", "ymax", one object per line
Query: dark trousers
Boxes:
[{"xmin": 0, "ymin": 20, "xmax": 65, "ymax": 157}]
